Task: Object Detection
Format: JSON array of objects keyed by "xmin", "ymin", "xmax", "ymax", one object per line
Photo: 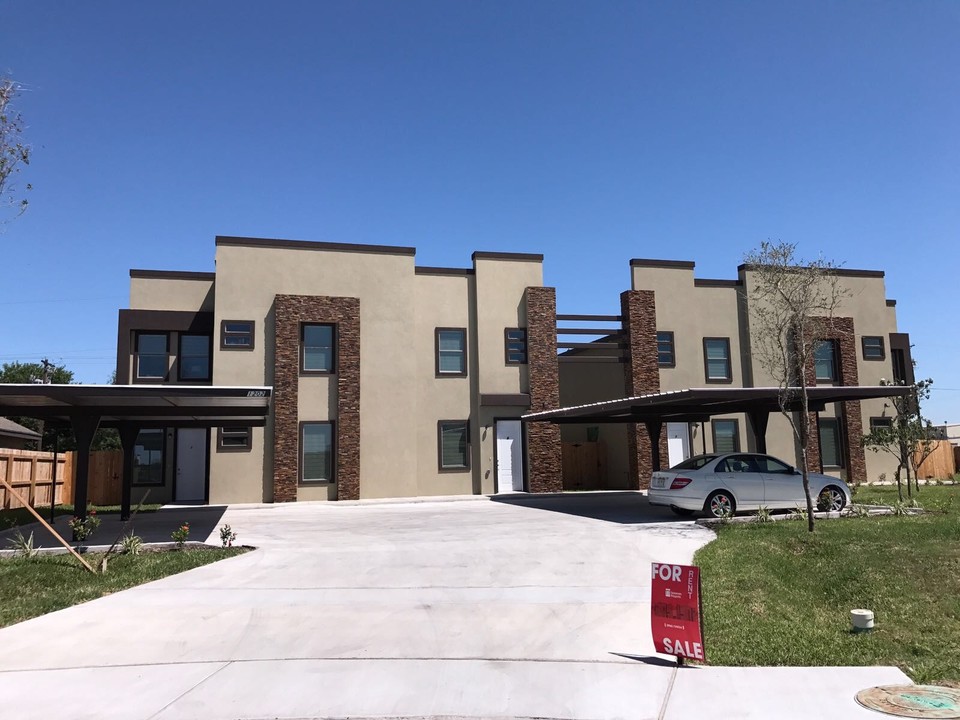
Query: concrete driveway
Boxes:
[{"xmin": 0, "ymin": 493, "xmax": 908, "ymax": 719}]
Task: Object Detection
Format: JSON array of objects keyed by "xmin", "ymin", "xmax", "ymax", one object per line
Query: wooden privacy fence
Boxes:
[
  {"xmin": 86, "ymin": 450, "xmax": 123, "ymax": 506},
  {"xmin": 0, "ymin": 449, "xmax": 74, "ymax": 509},
  {"xmin": 915, "ymin": 440, "xmax": 957, "ymax": 480},
  {"xmin": 562, "ymin": 441, "xmax": 608, "ymax": 490}
]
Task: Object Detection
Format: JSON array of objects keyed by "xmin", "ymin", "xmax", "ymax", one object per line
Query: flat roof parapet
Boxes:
[
  {"xmin": 215, "ymin": 236, "xmax": 417, "ymax": 257},
  {"xmin": 471, "ymin": 251, "xmax": 544, "ymax": 263}
]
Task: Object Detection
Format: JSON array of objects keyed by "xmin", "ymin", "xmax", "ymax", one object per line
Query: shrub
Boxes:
[
  {"xmin": 219, "ymin": 524, "xmax": 238, "ymax": 548},
  {"xmin": 789, "ymin": 505, "xmax": 808, "ymax": 522},
  {"xmin": 67, "ymin": 509, "xmax": 101, "ymax": 543},
  {"xmin": 120, "ymin": 532, "xmax": 143, "ymax": 556},
  {"xmin": 171, "ymin": 522, "xmax": 190, "ymax": 549},
  {"xmin": 848, "ymin": 504, "xmax": 870, "ymax": 518},
  {"xmin": 6, "ymin": 529, "xmax": 37, "ymax": 558},
  {"xmin": 753, "ymin": 506, "xmax": 773, "ymax": 523}
]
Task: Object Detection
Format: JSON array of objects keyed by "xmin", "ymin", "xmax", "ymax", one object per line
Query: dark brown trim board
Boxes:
[
  {"xmin": 480, "ymin": 394, "xmax": 531, "ymax": 407},
  {"xmin": 630, "ymin": 259, "xmax": 695, "ymax": 269},
  {"xmin": 437, "ymin": 419, "xmax": 470, "ymax": 472},
  {"xmin": 435, "ymin": 327, "xmax": 468, "ymax": 377},
  {"xmin": 737, "ymin": 263, "xmax": 884, "ymax": 279},
  {"xmin": 471, "ymin": 251, "xmax": 544, "ymax": 263},
  {"xmin": 129, "ymin": 269, "xmax": 216, "ymax": 281},
  {"xmin": 693, "ymin": 279, "xmax": 741, "ymax": 288},
  {"xmin": 298, "ymin": 420, "xmax": 337, "ymax": 484},
  {"xmin": 415, "ymin": 266, "xmax": 475, "ymax": 276},
  {"xmin": 216, "ymin": 236, "xmax": 416, "ymax": 256}
]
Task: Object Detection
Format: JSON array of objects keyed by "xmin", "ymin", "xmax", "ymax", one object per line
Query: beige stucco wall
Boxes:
[{"xmin": 130, "ymin": 277, "xmax": 214, "ymax": 312}]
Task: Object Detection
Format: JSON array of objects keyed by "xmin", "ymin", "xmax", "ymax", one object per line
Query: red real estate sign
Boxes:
[{"xmin": 651, "ymin": 562, "xmax": 705, "ymax": 662}]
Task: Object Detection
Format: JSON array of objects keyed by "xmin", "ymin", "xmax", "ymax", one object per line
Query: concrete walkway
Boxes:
[{"xmin": 0, "ymin": 493, "xmax": 909, "ymax": 719}]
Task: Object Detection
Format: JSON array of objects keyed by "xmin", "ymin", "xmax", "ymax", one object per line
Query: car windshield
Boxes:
[{"xmin": 671, "ymin": 454, "xmax": 718, "ymax": 470}]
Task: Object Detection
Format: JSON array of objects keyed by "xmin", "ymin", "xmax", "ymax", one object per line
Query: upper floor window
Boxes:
[
  {"xmin": 504, "ymin": 328, "xmax": 527, "ymax": 365},
  {"xmin": 136, "ymin": 333, "xmax": 168, "ymax": 380},
  {"xmin": 436, "ymin": 328, "xmax": 467, "ymax": 376},
  {"xmin": 862, "ymin": 336, "xmax": 885, "ymax": 361},
  {"xmin": 221, "ymin": 320, "xmax": 255, "ymax": 349},
  {"xmin": 703, "ymin": 337, "xmax": 732, "ymax": 383},
  {"xmin": 814, "ymin": 340, "xmax": 838, "ymax": 382},
  {"xmin": 657, "ymin": 331, "xmax": 676, "ymax": 367},
  {"xmin": 179, "ymin": 334, "xmax": 211, "ymax": 381},
  {"xmin": 301, "ymin": 324, "xmax": 335, "ymax": 373}
]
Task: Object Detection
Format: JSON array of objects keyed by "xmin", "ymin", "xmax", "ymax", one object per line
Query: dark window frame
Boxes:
[
  {"xmin": 134, "ymin": 332, "xmax": 169, "ymax": 382},
  {"xmin": 891, "ymin": 347, "xmax": 908, "ymax": 384},
  {"xmin": 504, "ymin": 328, "xmax": 528, "ymax": 365},
  {"xmin": 657, "ymin": 331, "xmax": 676, "ymax": 368},
  {"xmin": 299, "ymin": 421, "xmax": 337, "ymax": 484},
  {"xmin": 300, "ymin": 323, "xmax": 337, "ymax": 375},
  {"xmin": 711, "ymin": 419, "xmax": 741, "ymax": 454},
  {"xmin": 435, "ymin": 327, "xmax": 467, "ymax": 377},
  {"xmin": 862, "ymin": 336, "xmax": 885, "ymax": 361},
  {"xmin": 814, "ymin": 339, "xmax": 839, "ymax": 383},
  {"xmin": 869, "ymin": 416, "xmax": 893, "ymax": 431},
  {"xmin": 818, "ymin": 416, "xmax": 844, "ymax": 468},
  {"xmin": 437, "ymin": 419, "xmax": 470, "ymax": 472},
  {"xmin": 217, "ymin": 426, "xmax": 252, "ymax": 453},
  {"xmin": 702, "ymin": 337, "xmax": 733, "ymax": 383},
  {"xmin": 177, "ymin": 333, "xmax": 212, "ymax": 382},
  {"xmin": 132, "ymin": 428, "xmax": 165, "ymax": 486},
  {"xmin": 220, "ymin": 320, "xmax": 255, "ymax": 350}
]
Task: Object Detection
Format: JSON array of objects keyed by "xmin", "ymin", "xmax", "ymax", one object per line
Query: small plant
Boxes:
[
  {"xmin": 119, "ymin": 532, "xmax": 143, "ymax": 556},
  {"xmin": 789, "ymin": 505, "xmax": 808, "ymax": 522},
  {"xmin": 892, "ymin": 500, "xmax": 913, "ymax": 517},
  {"xmin": 753, "ymin": 506, "xmax": 773, "ymax": 523},
  {"xmin": 67, "ymin": 509, "xmax": 101, "ymax": 543},
  {"xmin": 848, "ymin": 504, "xmax": 870, "ymax": 518},
  {"xmin": 6, "ymin": 529, "xmax": 37, "ymax": 558},
  {"xmin": 171, "ymin": 522, "xmax": 190, "ymax": 549},
  {"xmin": 219, "ymin": 524, "xmax": 238, "ymax": 548}
]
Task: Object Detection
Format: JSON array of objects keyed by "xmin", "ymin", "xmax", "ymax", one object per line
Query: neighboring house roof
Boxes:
[{"xmin": 0, "ymin": 417, "xmax": 41, "ymax": 441}]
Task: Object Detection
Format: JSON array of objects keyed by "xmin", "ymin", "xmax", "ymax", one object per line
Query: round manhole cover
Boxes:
[{"xmin": 856, "ymin": 685, "xmax": 960, "ymax": 718}]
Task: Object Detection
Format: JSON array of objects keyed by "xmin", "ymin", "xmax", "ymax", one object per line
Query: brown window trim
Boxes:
[
  {"xmin": 298, "ymin": 420, "xmax": 337, "ymax": 484},
  {"xmin": 711, "ymin": 419, "xmax": 740, "ymax": 453},
  {"xmin": 177, "ymin": 333, "xmax": 212, "ymax": 382},
  {"xmin": 504, "ymin": 328, "xmax": 528, "ymax": 365},
  {"xmin": 861, "ymin": 335, "xmax": 885, "ymax": 361},
  {"xmin": 220, "ymin": 319, "xmax": 256, "ymax": 350},
  {"xmin": 435, "ymin": 327, "xmax": 468, "ymax": 377},
  {"xmin": 437, "ymin": 419, "xmax": 470, "ymax": 472},
  {"xmin": 300, "ymin": 323, "xmax": 337, "ymax": 376},
  {"xmin": 134, "ymin": 331, "xmax": 169, "ymax": 384},
  {"xmin": 702, "ymin": 337, "xmax": 733, "ymax": 384},
  {"xmin": 657, "ymin": 330, "xmax": 676, "ymax": 368},
  {"xmin": 217, "ymin": 426, "xmax": 252, "ymax": 453}
]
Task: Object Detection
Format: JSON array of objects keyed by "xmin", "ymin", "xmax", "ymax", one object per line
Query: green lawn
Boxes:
[
  {"xmin": 0, "ymin": 503, "xmax": 162, "ymax": 530},
  {"xmin": 0, "ymin": 548, "xmax": 248, "ymax": 628},
  {"xmin": 695, "ymin": 485, "xmax": 960, "ymax": 686}
]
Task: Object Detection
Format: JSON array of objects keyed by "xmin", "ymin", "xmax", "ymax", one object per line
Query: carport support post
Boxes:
[
  {"xmin": 118, "ymin": 423, "xmax": 141, "ymax": 521},
  {"xmin": 645, "ymin": 420, "xmax": 663, "ymax": 472},
  {"xmin": 70, "ymin": 413, "xmax": 101, "ymax": 525},
  {"xmin": 749, "ymin": 411, "xmax": 770, "ymax": 454}
]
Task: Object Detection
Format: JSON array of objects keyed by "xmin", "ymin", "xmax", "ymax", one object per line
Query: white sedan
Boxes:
[{"xmin": 648, "ymin": 452, "xmax": 852, "ymax": 518}]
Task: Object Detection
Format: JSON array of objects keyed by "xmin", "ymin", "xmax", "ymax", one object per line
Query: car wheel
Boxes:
[
  {"xmin": 705, "ymin": 491, "xmax": 736, "ymax": 518},
  {"xmin": 820, "ymin": 486, "xmax": 846, "ymax": 512},
  {"xmin": 670, "ymin": 505, "xmax": 695, "ymax": 517}
]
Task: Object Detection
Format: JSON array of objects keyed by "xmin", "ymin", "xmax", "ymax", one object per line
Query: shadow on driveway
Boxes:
[{"xmin": 490, "ymin": 491, "xmax": 689, "ymax": 525}]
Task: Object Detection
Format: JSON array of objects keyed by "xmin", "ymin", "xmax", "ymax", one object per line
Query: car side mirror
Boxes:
[{"xmin": 790, "ymin": 467, "xmax": 800, "ymax": 475}]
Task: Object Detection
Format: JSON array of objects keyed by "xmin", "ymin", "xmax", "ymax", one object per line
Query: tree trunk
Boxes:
[
  {"xmin": 799, "ymin": 391, "xmax": 815, "ymax": 532},
  {"xmin": 894, "ymin": 466, "xmax": 903, "ymax": 502}
]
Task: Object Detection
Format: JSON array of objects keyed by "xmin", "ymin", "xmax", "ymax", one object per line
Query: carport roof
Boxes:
[
  {"xmin": 0, "ymin": 384, "xmax": 272, "ymax": 427},
  {"xmin": 522, "ymin": 386, "xmax": 910, "ymax": 424}
]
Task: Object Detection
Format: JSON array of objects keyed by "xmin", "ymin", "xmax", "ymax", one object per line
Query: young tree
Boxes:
[
  {"xmin": 743, "ymin": 241, "xmax": 851, "ymax": 532},
  {"xmin": 0, "ymin": 77, "xmax": 31, "ymax": 222}
]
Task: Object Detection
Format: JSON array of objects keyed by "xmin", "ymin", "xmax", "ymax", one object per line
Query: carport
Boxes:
[
  {"xmin": 522, "ymin": 385, "xmax": 910, "ymax": 472},
  {"xmin": 0, "ymin": 384, "xmax": 271, "ymax": 520}
]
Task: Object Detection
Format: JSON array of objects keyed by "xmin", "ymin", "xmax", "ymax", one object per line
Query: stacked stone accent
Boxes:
[
  {"xmin": 620, "ymin": 290, "xmax": 668, "ymax": 489},
  {"xmin": 801, "ymin": 316, "xmax": 866, "ymax": 483},
  {"xmin": 273, "ymin": 295, "xmax": 361, "ymax": 502},
  {"xmin": 524, "ymin": 287, "xmax": 563, "ymax": 493}
]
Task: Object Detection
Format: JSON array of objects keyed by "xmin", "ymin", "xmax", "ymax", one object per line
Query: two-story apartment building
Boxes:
[{"xmin": 116, "ymin": 237, "xmax": 910, "ymax": 505}]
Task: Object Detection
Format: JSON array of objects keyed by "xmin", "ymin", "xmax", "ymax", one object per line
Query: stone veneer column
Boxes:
[
  {"xmin": 620, "ymin": 291, "xmax": 667, "ymax": 490},
  {"xmin": 802, "ymin": 316, "xmax": 867, "ymax": 483},
  {"xmin": 273, "ymin": 295, "xmax": 361, "ymax": 502},
  {"xmin": 524, "ymin": 287, "xmax": 563, "ymax": 493}
]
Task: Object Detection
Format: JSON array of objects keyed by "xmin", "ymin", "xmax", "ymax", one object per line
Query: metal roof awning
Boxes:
[
  {"xmin": 522, "ymin": 386, "xmax": 910, "ymax": 425},
  {"xmin": 0, "ymin": 384, "xmax": 273, "ymax": 428}
]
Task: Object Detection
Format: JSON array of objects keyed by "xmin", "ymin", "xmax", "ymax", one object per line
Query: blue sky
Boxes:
[{"xmin": 3, "ymin": 1, "xmax": 959, "ymax": 421}]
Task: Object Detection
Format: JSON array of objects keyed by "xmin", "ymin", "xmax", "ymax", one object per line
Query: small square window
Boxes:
[
  {"xmin": 869, "ymin": 417, "xmax": 892, "ymax": 431},
  {"xmin": 703, "ymin": 337, "xmax": 732, "ymax": 383},
  {"xmin": 301, "ymin": 422, "xmax": 335, "ymax": 482},
  {"xmin": 301, "ymin": 324, "xmax": 336, "ymax": 373},
  {"xmin": 217, "ymin": 427, "xmax": 252, "ymax": 452},
  {"xmin": 862, "ymin": 336, "xmax": 885, "ymax": 361},
  {"xmin": 179, "ymin": 334, "xmax": 211, "ymax": 381},
  {"xmin": 814, "ymin": 340, "xmax": 838, "ymax": 382},
  {"xmin": 819, "ymin": 416, "xmax": 844, "ymax": 468},
  {"xmin": 438, "ymin": 420, "xmax": 469, "ymax": 470},
  {"xmin": 505, "ymin": 328, "xmax": 527, "ymax": 365},
  {"xmin": 136, "ymin": 333, "xmax": 168, "ymax": 380},
  {"xmin": 221, "ymin": 320, "xmax": 255, "ymax": 350},
  {"xmin": 657, "ymin": 331, "xmax": 675, "ymax": 367},
  {"xmin": 436, "ymin": 328, "xmax": 467, "ymax": 376}
]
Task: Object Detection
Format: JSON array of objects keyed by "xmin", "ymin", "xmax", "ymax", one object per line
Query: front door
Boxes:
[
  {"xmin": 495, "ymin": 420, "xmax": 524, "ymax": 493},
  {"xmin": 666, "ymin": 423, "xmax": 691, "ymax": 468},
  {"xmin": 175, "ymin": 428, "xmax": 207, "ymax": 503}
]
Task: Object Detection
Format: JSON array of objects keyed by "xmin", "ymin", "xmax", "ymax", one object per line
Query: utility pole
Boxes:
[{"xmin": 34, "ymin": 358, "xmax": 52, "ymax": 451}]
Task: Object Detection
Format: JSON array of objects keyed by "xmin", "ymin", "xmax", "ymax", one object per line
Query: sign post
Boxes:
[{"xmin": 651, "ymin": 562, "xmax": 705, "ymax": 665}]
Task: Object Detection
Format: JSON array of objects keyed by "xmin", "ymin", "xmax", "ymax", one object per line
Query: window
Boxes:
[
  {"xmin": 300, "ymin": 422, "xmax": 334, "ymax": 482},
  {"xmin": 221, "ymin": 320, "xmax": 255, "ymax": 349},
  {"xmin": 504, "ymin": 328, "xmax": 527, "ymax": 364},
  {"xmin": 717, "ymin": 455, "xmax": 756, "ymax": 473},
  {"xmin": 703, "ymin": 338, "xmax": 732, "ymax": 382},
  {"xmin": 436, "ymin": 328, "xmax": 467, "ymax": 376},
  {"xmin": 814, "ymin": 340, "xmax": 838, "ymax": 382},
  {"xmin": 133, "ymin": 429, "xmax": 164, "ymax": 485},
  {"xmin": 892, "ymin": 348, "xmax": 907, "ymax": 384},
  {"xmin": 712, "ymin": 419, "xmax": 740, "ymax": 454},
  {"xmin": 862, "ymin": 336, "xmax": 885, "ymax": 361},
  {"xmin": 301, "ymin": 324, "xmax": 335, "ymax": 373},
  {"xmin": 657, "ymin": 331, "xmax": 675, "ymax": 367},
  {"xmin": 869, "ymin": 417, "xmax": 893, "ymax": 431},
  {"xmin": 217, "ymin": 427, "xmax": 252, "ymax": 452},
  {"xmin": 136, "ymin": 333, "xmax": 168, "ymax": 380},
  {"xmin": 819, "ymin": 417, "xmax": 844, "ymax": 468},
  {"xmin": 752, "ymin": 455, "xmax": 794, "ymax": 474},
  {"xmin": 178, "ymin": 334, "xmax": 211, "ymax": 381},
  {"xmin": 438, "ymin": 420, "xmax": 469, "ymax": 470}
]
